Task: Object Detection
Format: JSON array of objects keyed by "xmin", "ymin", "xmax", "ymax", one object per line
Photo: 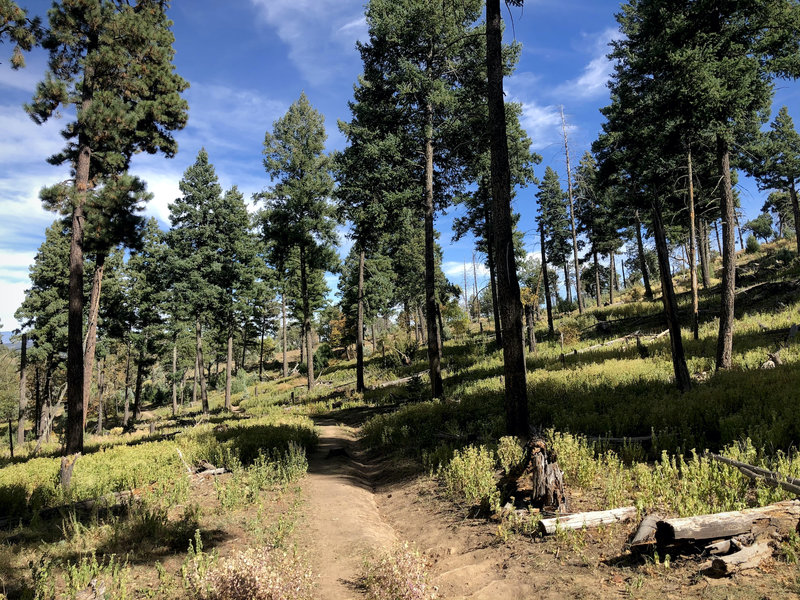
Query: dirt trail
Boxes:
[{"xmin": 300, "ymin": 418, "xmax": 397, "ymax": 600}]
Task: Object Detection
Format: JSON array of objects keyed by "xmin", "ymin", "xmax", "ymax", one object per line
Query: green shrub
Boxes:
[
  {"xmin": 440, "ymin": 445, "xmax": 498, "ymax": 510},
  {"xmin": 496, "ymin": 436, "xmax": 524, "ymax": 476},
  {"xmin": 746, "ymin": 235, "xmax": 761, "ymax": 253}
]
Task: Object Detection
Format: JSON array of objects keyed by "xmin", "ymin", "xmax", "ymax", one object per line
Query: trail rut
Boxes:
[{"xmin": 300, "ymin": 418, "xmax": 397, "ymax": 600}]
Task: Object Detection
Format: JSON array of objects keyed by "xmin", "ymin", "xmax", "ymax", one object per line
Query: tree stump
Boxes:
[{"xmin": 501, "ymin": 436, "xmax": 568, "ymax": 511}]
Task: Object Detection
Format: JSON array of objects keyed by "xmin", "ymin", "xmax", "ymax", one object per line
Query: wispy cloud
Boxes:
[
  {"xmin": 554, "ymin": 28, "xmax": 621, "ymax": 100},
  {"xmin": 519, "ymin": 101, "xmax": 563, "ymax": 150},
  {"xmin": 248, "ymin": 0, "xmax": 365, "ymax": 85}
]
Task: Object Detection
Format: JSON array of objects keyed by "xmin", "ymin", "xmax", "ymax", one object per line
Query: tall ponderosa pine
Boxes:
[
  {"xmin": 536, "ymin": 167, "xmax": 566, "ymax": 334},
  {"xmin": 26, "ymin": 0, "xmax": 188, "ymax": 453},
  {"xmin": 124, "ymin": 218, "xmax": 167, "ymax": 425},
  {"xmin": 213, "ymin": 187, "xmax": 258, "ymax": 410},
  {"xmin": 336, "ymin": 50, "xmax": 410, "ymax": 392},
  {"xmin": 361, "ymin": 0, "xmax": 486, "ymax": 399},
  {"xmin": 167, "ymin": 149, "xmax": 224, "ymax": 414},
  {"xmin": 262, "ymin": 93, "xmax": 338, "ymax": 391}
]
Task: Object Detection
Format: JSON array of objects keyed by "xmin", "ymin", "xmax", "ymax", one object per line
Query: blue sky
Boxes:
[{"xmin": 1, "ymin": 0, "xmax": 799, "ymax": 331}]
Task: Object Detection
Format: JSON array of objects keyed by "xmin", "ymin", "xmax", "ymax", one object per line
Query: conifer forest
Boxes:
[{"xmin": 4, "ymin": 1, "xmax": 800, "ymax": 598}]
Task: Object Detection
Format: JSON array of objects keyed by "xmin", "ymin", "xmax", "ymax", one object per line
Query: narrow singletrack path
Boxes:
[{"xmin": 300, "ymin": 418, "xmax": 397, "ymax": 600}]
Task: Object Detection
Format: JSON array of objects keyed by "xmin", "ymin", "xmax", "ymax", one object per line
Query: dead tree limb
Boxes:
[{"xmin": 706, "ymin": 453, "xmax": 800, "ymax": 496}]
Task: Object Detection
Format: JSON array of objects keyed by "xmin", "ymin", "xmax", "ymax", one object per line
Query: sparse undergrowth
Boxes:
[{"xmin": 362, "ymin": 541, "xmax": 438, "ymax": 600}]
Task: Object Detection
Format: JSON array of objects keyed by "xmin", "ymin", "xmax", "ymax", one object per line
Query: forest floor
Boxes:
[{"xmin": 2, "ymin": 240, "xmax": 800, "ymax": 598}]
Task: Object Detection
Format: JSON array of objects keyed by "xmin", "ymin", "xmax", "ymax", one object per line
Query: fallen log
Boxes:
[
  {"xmin": 654, "ymin": 500, "xmax": 800, "ymax": 546},
  {"xmin": 538, "ymin": 506, "xmax": 636, "ymax": 535},
  {"xmin": 629, "ymin": 513, "xmax": 661, "ymax": 548},
  {"xmin": 706, "ymin": 453, "xmax": 800, "ymax": 496},
  {"xmin": 708, "ymin": 541, "xmax": 773, "ymax": 576},
  {"xmin": 369, "ymin": 371, "xmax": 427, "ymax": 391}
]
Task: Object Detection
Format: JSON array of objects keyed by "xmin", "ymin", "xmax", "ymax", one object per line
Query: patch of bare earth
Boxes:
[{"xmin": 295, "ymin": 413, "xmax": 799, "ymax": 599}]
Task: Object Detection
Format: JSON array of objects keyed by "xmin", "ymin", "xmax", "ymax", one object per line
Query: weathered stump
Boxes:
[{"xmin": 501, "ymin": 437, "xmax": 568, "ymax": 511}]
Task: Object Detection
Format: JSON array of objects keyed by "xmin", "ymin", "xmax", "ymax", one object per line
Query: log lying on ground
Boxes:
[
  {"xmin": 708, "ymin": 541, "xmax": 773, "ymax": 576},
  {"xmin": 369, "ymin": 371, "xmax": 427, "ymax": 390},
  {"xmin": 654, "ymin": 500, "xmax": 800, "ymax": 546},
  {"xmin": 575, "ymin": 329, "xmax": 669, "ymax": 355},
  {"xmin": 629, "ymin": 513, "xmax": 661, "ymax": 548},
  {"xmin": 537, "ymin": 506, "xmax": 637, "ymax": 535}
]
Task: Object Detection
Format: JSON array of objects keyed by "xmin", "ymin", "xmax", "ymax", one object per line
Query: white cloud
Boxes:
[
  {"xmin": 0, "ymin": 280, "xmax": 27, "ymax": 331},
  {"xmin": 555, "ymin": 28, "xmax": 621, "ymax": 100},
  {"xmin": 519, "ymin": 101, "xmax": 563, "ymax": 150},
  {"xmin": 249, "ymin": 0, "xmax": 365, "ymax": 84},
  {"xmin": 442, "ymin": 260, "xmax": 489, "ymax": 281}
]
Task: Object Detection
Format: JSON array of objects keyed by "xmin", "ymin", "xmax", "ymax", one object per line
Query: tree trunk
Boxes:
[
  {"xmin": 196, "ymin": 317, "xmax": 209, "ymax": 413},
  {"xmin": 356, "ymin": 248, "xmax": 365, "ymax": 393},
  {"xmin": 17, "ymin": 332, "xmax": 27, "ymax": 446},
  {"xmin": 96, "ymin": 358, "xmax": 105, "ymax": 435},
  {"xmin": 258, "ymin": 312, "xmax": 266, "ymax": 382},
  {"xmin": 281, "ymin": 292, "xmax": 288, "ymax": 378},
  {"xmin": 472, "ymin": 253, "xmax": 480, "ymax": 323},
  {"xmin": 191, "ymin": 345, "xmax": 198, "ymax": 406},
  {"xmin": 698, "ymin": 217, "xmax": 711, "ymax": 289},
  {"xmin": 714, "ymin": 219, "xmax": 722, "ymax": 254},
  {"xmin": 487, "ymin": 227, "xmax": 502, "ymax": 345},
  {"xmin": 299, "ymin": 248, "xmax": 315, "ymax": 390},
  {"xmin": 65, "ymin": 54, "xmax": 96, "ymax": 456},
  {"xmin": 239, "ymin": 324, "xmax": 246, "ymax": 376},
  {"xmin": 620, "ymin": 255, "xmax": 626, "ymax": 289},
  {"xmin": 688, "ymin": 150, "xmax": 700, "ymax": 340},
  {"xmin": 225, "ymin": 330, "xmax": 233, "ymax": 410},
  {"xmin": 790, "ymin": 182, "xmax": 800, "ymax": 255},
  {"xmin": 635, "ymin": 210, "xmax": 653, "ymax": 299},
  {"xmin": 34, "ymin": 366, "xmax": 41, "ymax": 438},
  {"xmin": 563, "ymin": 262, "xmax": 572, "ymax": 305},
  {"xmin": 132, "ymin": 356, "xmax": 144, "ymax": 423},
  {"xmin": 371, "ymin": 322, "xmax": 376, "ymax": 353},
  {"xmin": 463, "ymin": 262, "xmax": 471, "ymax": 321},
  {"xmin": 525, "ymin": 304, "xmax": 537, "ymax": 354},
  {"xmin": 171, "ymin": 337, "xmax": 178, "ymax": 416},
  {"xmin": 423, "ymin": 102, "xmax": 444, "ymax": 399},
  {"xmin": 652, "ymin": 200, "xmax": 692, "ymax": 392},
  {"xmin": 487, "ymin": 0, "xmax": 529, "ymax": 437},
  {"xmin": 593, "ymin": 249, "xmax": 602, "ymax": 307},
  {"xmin": 436, "ymin": 302, "xmax": 445, "ymax": 346},
  {"xmin": 82, "ymin": 253, "xmax": 105, "ymax": 430},
  {"xmin": 608, "ymin": 253, "xmax": 616, "ymax": 303},
  {"xmin": 561, "ymin": 106, "xmax": 583, "ymax": 313},
  {"xmin": 541, "ymin": 226, "xmax": 554, "ymax": 335},
  {"xmin": 715, "ymin": 136, "xmax": 736, "ymax": 371},
  {"xmin": 735, "ymin": 211, "xmax": 744, "ymax": 251},
  {"xmin": 123, "ymin": 340, "xmax": 131, "ymax": 426}
]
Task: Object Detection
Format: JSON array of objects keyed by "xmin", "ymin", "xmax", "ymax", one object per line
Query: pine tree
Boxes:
[
  {"xmin": 166, "ymin": 149, "xmax": 225, "ymax": 414},
  {"xmin": 536, "ymin": 167, "xmax": 566, "ymax": 334},
  {"xmin": 750, "ymin": 107, "xmax": 800, "ymax": 255},
  {"xmin": 0, "ymin": 0, "xmax": 40, "ymax": 68},
  {"xmin": 26, "ymin": 0, "xmax": 188, "ymax": 453},
  {"xmin": 124, "ymin": 218, "xmax": 167, "ymax": 425},
  {"xmin": 262, "ymin": 93, "xmax": 338, "ymax": 391},
  {"xmin": 213, "ymin": 187, "xmax": 258, "ymax": 410},
  {"xmin": 360, "ymin": 0, "xmax": 486, "ymax": 399}
]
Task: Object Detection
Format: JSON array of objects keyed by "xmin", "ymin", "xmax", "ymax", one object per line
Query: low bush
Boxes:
[
  {"xmin": 185, "ymin": 542, "xmax": 313, "ymax": 600},
  {"xmin": 440, "ymin": 445, "xmax": 498, "ymax": 511},
  {"xmin": 363, "ymin": 541, "xmax": 437, "ymax": 600}
]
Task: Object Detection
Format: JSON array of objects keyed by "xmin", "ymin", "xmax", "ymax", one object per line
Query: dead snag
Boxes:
[{"xmin": 500, "ymin": 435, "xmax": 568, "ymax": 511}]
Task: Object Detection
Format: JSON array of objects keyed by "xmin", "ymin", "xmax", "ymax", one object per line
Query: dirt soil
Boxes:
[{"xmin": 298, "ymin": 414, "xmax": 800, "ymax": 600}]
